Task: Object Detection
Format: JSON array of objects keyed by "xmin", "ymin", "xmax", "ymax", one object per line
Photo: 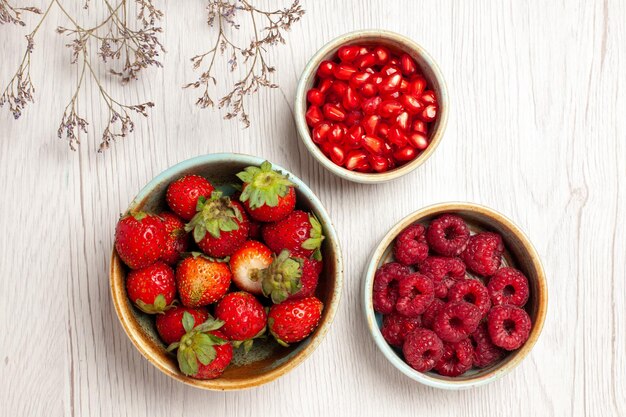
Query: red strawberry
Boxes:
[
  {"xmin": 268, "ymin": 296, "xmax": 323, "ymax": 346},
  {"xmin": 259, "ymin": 250, "xmax": 322, "ymax": 303},
  {"xmin": 261, "ymin": 210, "xmax": 325, "ymax": 259},
  {"xmin": 176, "ymin": 255, "xmax": 231, "ymax": 307},
  {"xmin": 248, "ymin": 220, "xmax": 262, "ymax": 240},
  {"xmin": 215, "ymin": 292, "xmax": 267, "ymax": 351},
  {"xmin": 115, "ymin": 212, "xmax": 166, "ymax": 269},
  {"xmin": 166, "ymin": 175, "xmax": 215, "ymax": 221},
  {"xmin": 166, "ymin": 313, "xmax": 232, "ymax": 379},
  {"xmin": 229, "ymin": 240, "xmax": 273, "ymax": 295},
  {"xmin": 126, "ymin": 261, "xmax": 176, "ymax": 314},
  {"xmin": 156, "ymin": 306, "xmax": 209, "ymax": 345},
  {"xmin": 237, "ymin": 161, "xmax": 296, "ymax": 222},
  {"xmin": 185, "ymin": 192, "xmax": 250, "ymax": 258},
  {"xmin": 159, "ymin": 212, "xmax": 190, "ymax": 265}
]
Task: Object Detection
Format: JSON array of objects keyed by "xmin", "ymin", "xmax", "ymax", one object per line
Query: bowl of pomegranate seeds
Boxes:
[
  {"xmin": 110, "ymin": 154, "xmax": 343, "ymax": 390},
  {"xmin": 362, "ymin": 203, "xmax": 547, "ymax": 388},
  {"xmin": 295, "ymin": 30, "xmax": 448, "ymax": 183}
]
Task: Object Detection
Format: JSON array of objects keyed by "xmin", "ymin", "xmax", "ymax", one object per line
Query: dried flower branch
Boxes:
[
  {"xmin": 0, "ymin": 0, "xmax": 41, "ymax": 26},
  {"xmin": 186, "ymin": 0, "xmax": 304, "ymax": 127}
]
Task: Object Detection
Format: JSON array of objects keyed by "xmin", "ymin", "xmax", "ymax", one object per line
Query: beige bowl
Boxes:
[
  {"xmin": 294, "ymin": 29, "xmax": 449, "ymax": 183},
  {"xmin": 110, "ymin": 154, "xmax": 343, "ymax": 390},
  {"xmin": 362, "ymin": 202, "xmax": 547, "ymax": 389}
]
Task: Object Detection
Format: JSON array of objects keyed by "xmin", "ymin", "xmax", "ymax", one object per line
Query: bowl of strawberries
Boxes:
[
  {"xmin": 110, "ymin": 154, "xmax": 343, "ymax": 390},
  {"xmin": 295, "ymin": 30, "xmax": 448, "ymax": 183},
  {"xmin": 363, "ymin": 203, "xmax": 547, "ymax": 389}
]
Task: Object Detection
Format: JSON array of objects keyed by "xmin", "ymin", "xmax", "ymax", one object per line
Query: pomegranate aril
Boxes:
[
  {"xmin": 376, "ymin": 122, "xmax": 390, "ymax": 139},
  {"xmin": 408, "ymin": 132, "xmax": 429, "ymax": 150},
  {"xmin": 400, "ymin": 94, "xmax": 423, "ymax": 114},
  {"xmin": 360, "ymin": 83, "xmax": 377, "ymax": 97},
  {"xmin": 379, "ymin": 99, "xmax": 403, "ymax": 118},
  {"xmin": 362, "ymin": 96, "xmax": 382, "ymax": 115},
  {"xmin": 318, "ymin": 78, "xmax": 333, "ymax": 93},
  {"xmin": 388, "ymin": 126, "xmax": 408, "ymax": 146},
  {"xmin": 342, "ymin": 86, "xmax": 360, "ymax": 110},
  {"xmin": 329, "ymin": 144, "xmax": 346, "ymax": 166},
  {"xmin": 420, "ymin": 90, "xmax": 437, "ymax": 104},
  {"xmin": 420, "ymin": 104, "xmax": 438, "ymax": 122},
  {"xmin": 399, "ymin": 78, "xmax": 409, "ymax": 92},
  {"xmin": 345, "ymin": 110, "xmax": 363, "ymax": 127},
  {"xmin": 373, "ymin": 46, "xmax": 390, "ymax": 64},
  {"xmin": 317, "ymin": 60, "xmax": 335, "ymax": 78},
  {"xmin": 355, "ymin": 52, "xmax": 377, "ymax": 69},
  {"xmin": 305, "ymin": 106, "xmax": 323, "ymax": 127},
  {"xmin": 328, "ymin": 124, "xmax": 345, "ymax": 143},
  {"xmin": 338, "ymin": 45, "xmax": 361, "ymax": 62},
  {"xmin": 312, "ymin": 122, "xmax": 331, "ymax": 144},
  {"xmin": 412, "ymin": 119, "xmax": 428, "ymax": 134},
  {"xmin": 408, "ymin": 76, "xmax": 427, "ymax": 96},
  {"xmin": 400, "ymin": 54, "xmax": 417, "ymax": 76},
  {"xmin": 323, "ymin": 103, "xmax": 347, "ymax": 122},
  {"xmin": 362, "ymin": 135, "xmax": 385, "ymax": 155},
  {"xmin": 369, "ymin": 154, "xmax": 389, "ymax": 172},
  {"xmin": 381, "ymin": 65, "xmax": 401, "ymax": 77},
  {"xmin": 388, "ymin": 57, "xmax": 400, "ymax": 66},
  {"xmin": 345, "ymin": 125, "xmax": 364, "ymax": 148},
  {"xmin": 395, "ymin": 111, "xmax": 410, "ymax": 131},
  {"xmin": 331, "ymin": 80, "xmax": 348, "ymax": 97},
  {"xmin": 345, "ymin": 150, "xmax": 368, "ymax": 170},
  {"xmin": 379, "ymin": 73, "xmax": 402, "ymax": 95},
  {"xmin": 372, "ymin": 74, "xmax": 384, "ymax": 85},
  {"xmin": 362, "ymin": 114, "xmax": 381, "ymax": 135},
  {"xmin": 350, "ymin": 72, "xmax": 372, "ymax": 88},
  {"xmin": 307, "ymin": 88, "xmax": 325, "ymax": 106},
  {"xmin": 325, "ymin": 92, "xmax": 341, "ymax": 104},
  {"xmin": 334, "ymin": 63, "xmax": 358, "ymax": 80},
  {"xmin": 355, "ymin": 162, "xmax": 372, "ymax": 172},
  {"xmin": 394, "ymin": 146, "xmax": 417, "ymax": 161}
]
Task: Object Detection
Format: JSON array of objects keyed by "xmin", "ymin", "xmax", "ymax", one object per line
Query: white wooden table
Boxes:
[{"xmin": 1, "ymin": 1, "xmax": 625, "ymax": 416}]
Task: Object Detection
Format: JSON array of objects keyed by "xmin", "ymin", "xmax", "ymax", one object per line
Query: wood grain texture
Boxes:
[{"xmin": 1, "ymin": 0, "xmax": 624, "ymax": 416}]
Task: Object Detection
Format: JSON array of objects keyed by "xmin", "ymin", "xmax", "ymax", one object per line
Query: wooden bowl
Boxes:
[
  {"xmin": 362, "ymin": 202, "xmax": 547, "ymax": 389},
  {"xmin": 110, "ymin": 153, "xmax": 343, "ymax": 390},
  {"xmin": 294, "ymin": 29, "xmax": 449, "ymax": 184}
]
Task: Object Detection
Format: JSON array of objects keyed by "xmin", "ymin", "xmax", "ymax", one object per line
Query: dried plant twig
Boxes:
[{"xmin": 0, "ymin": 0, "xmax": 41, "ymax": 26}]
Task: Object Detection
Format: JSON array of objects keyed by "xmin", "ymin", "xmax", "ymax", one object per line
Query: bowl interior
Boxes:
[
  {"xmin": 295, "ymin": 30, "xmax": 449, "ymax": 183},
  {"xmin": 364, "ymin": 203, "xmax": 547, "ymax": 388},
  {"xmin": 111, "ymin": 155, "xmax": 342, "ymax": 390}
]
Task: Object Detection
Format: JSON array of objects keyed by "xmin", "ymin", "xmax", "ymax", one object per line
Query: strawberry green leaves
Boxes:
[
  {"xmin": 237, "ymin": 161, "xmax": 295, "ymax": 209},
  {"xmin": 185, "ymin": 191, "xmax": 243, "ymax": 242},
  {"xmin": 134, "ymin": 293, "xmax": 174, "ymax": 314},
  {"xmin": 302, "ymin": 214, "xmax": 325, "ymax": 260},
  {"xmin": 260, "ymin": 250, "xmax": 303, "ymax": 304}
]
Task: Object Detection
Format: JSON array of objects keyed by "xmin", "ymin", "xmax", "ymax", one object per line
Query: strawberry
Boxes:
[
  {"xmin": 236, "ymin": 161, "xmax": 296, "ymax": 222},
  {"xmin": 176, "ymin": 255, "xmax": 231, "ymax": 307},
  {"xmin": 115, "ymin": 212, "xmax": 166, "ymax": 269},
  {"xmin": 185, "ymin": 192, "xmax": 249, "ymax": 258},
  {"xmin": 259, "ymin": 250, "xmax": 322, "ymax": 303},
  {"xmin": 159, "ymin": 212, "xmax": 190, "ymax": 265},
  {"xmin": 166, "ymin": 175, "xmax": 215, "ymax": 221},
  {"xmin": 215, "ymin": 292, "xmax": 267, "ymax": 351},
  {"xmin": 156, "ymin": 306, "xmax": 209, "ymax": 345},
  {"xmin": 125, "ymin": 261, "xmax": 176, "ymax": 314},
  {"xmin": 248, "ymin": 220, "xmax": 262, "ymax": 240},
  {"xmin": 229, "ymin": 240, "xmax": 273, "ymax": 295},
  {"xmin": 261, "ymin": 210, "xmax": 325, "ymax": 259},
  {"xmin": 268, "ymin": 296, "xmax": 324, "ymax": 346},
  {"xmin": 166, "ymin": 313, "xmax": 232, "ymax": 379}
]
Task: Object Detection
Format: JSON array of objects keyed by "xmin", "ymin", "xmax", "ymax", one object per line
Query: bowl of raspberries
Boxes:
[
  {"xmin": 110, "ymin": 154, "xmax": 343, "ymax": 390},
  {"xmin": 363, "ymin": 202, "xmax": 547, "ymax": 389}
]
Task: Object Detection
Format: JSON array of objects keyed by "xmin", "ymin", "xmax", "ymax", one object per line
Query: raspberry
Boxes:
[
  {"xmin": 432, "ymin": 301, "xmax": 481, "ymax": 342},
  {"xmin": 434, "ymin": 339, "xmax": 474, "ymax": 377},
  {"xmin": 487, "ymin": 267, "xmax": 530, "ymax": 307},
  {"xmin": 448, "ymin": 279, "xmax": 491, "ymax": 317},
  {"xmin": 422, "ymin": 298, "xmax": 445, "ymax": 329},
  {"xmin": 402, "ymin": 329, "xmax": 444, "ymax": 372},
  {"xmin": 381, "ymin": 312, "xmax": 422, "ymax": 348},
  {"xmin": 461, "ymin": 232, "xmax": 504, "ymax": 276},
  {"xmin": 393, "ymin": 224, "xmax": 429, "ymax": 266},
  {"xmin": 395, "ymin": 273, "xmax": 435, "ymax": 317},
  {"xmin": 373, "ymin": 262, "xmax": 410, "ymax": 314},
  {"xmin": 419, "ymin": 256, "xmax": 466, "ymax": 298},
  {"xmin": 426, "ymin": 214, "xmax": 470, "ymax": 256},
  {"xmin": 471, "ymin": 322, "xmax": 505, "ymax": 368},
  {"xmin": 487, "ymin": 305, "xmax": 532, "ymax": 350}
]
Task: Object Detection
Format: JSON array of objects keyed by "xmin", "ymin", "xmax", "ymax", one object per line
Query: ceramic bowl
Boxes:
[
  {"xmin": 362, "ymin": 202, "xmax": 547, "ymax": 389},
  {"xmin": 294, "ymin": 29, "xmax": 449, "ymax": 184},
  {"xmin": 110, "ymin": 153, "xmax": 343, "ymax": 390}
]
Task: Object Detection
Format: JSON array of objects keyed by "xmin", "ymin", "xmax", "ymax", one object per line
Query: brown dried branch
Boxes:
[{"xmin": 0, "ymin": 0, "xmax": 41, "ymax": 26}]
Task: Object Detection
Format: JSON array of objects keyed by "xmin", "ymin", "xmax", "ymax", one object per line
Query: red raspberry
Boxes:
[
  {"xmin": 402, "ymin": 329, "xmax": 444, "ymax": 372},
  {"xmin": 461, "ymin": 232, "xmax": 504, "ymax": 276},
  {"xmin": 426, "ymin": 214, "xmax": 470, "ymax": 256},
  {"xmin": 487, "ymin": 305, "xmax": 532, "ymax": 350},
  {"xmin": 434, "ymin": 339, "xmax": 474, "ymax": 377},
  {"xmin": 471, "ymin": 322, "xmax": 505, "ymax": 368},
  {"xmin": 432, "ymin": 301, "xmax": 481, "ymax": 342},
  {"xmin": 419, "ymin": 256, "xmax": 466, "ymax": 298},
  {"xmin": 422, "ymin": 298, "xmax": 445, "ymax": 329},
  {"xmin": 393, "ymin": 224, "xmax": 429, "ymax": 266},
  {"xmin": 381, "ymin": 312, "xmax": 422, "ymax": 348},
  {"xmin": 395, "ymin": 273, "xmax": 434, "ymax": 317},
  {"xmin": 373, "ymin": 262, "xmax": 410, "ymax": 314},
  {"xmin": 487, "ymin": 267, "xmax": 530, "ymax": 307},
  {"xmin": 448, "ymin": 279, "xmax": 491, "ymax": 317}
]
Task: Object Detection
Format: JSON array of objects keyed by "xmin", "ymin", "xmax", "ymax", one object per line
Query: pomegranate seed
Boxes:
[
  {"xmin": 384, "ymin": 91, "xmax": 401, "ymax": 100},
  {"xmin": 399, "ymin": 79, "xmax": 409, "ymax": 92},
  {"xmin": 389, "ymin": 57, "xmax": 400, "ymax": 66},
  {"xmin": 400, "ymin": 94, "xmax": 423, "ymax": 114},
  {"xmin": 345, "ymin": 150, "xmax": 368, "ymax": 170},
  {"xmin": 362, "ymin": 114, "xmax": 380, "ymax": 135},
  {"xmin": 331, "ymin": 81, "xmax": 348, "ymax": 97},
  {"xmin": 393, "ymin": 146, "xmax": 417, "ymax": 161},
  {"xmin": 338, "ymin": 45, "xmax": 361, "ymax": 62},
  {"xmin": 349, "ymin": 72, "xmax": 372, "ymax": 88},
  {"xmin": 387, "ymin": 157, "xmax": 397, "ymax": 170},
  {"xmin": 362, "ymin": 135, "xmax": 385, "ymax": 155},
  {"xmin": 388, "ymin": 126, "xmax": 408, "ymax": 146},
  {"xmin": 420, "ymin": 90, "xmax": 437, "ymax": 104},
  {"xmin": 307, "ymin": 88, "xmax": 325, "ymax": 106},
  {"xmin": 320, "ymin": 142, "xmax": 332, "ymax": 157},
  {"xmin": 408, "ymin": 77, "xmax": 427, "ymax": 96},
  {"xmin": 369, "ymin": 154, "xmax": 389, "ymax": 172},
  {"xmin": 419, "ymin": 104, "xmax": 438, "ymax": 122},
  {"xmin": 345, "ymin": 110, "xmax": 363, "ymax": 126},
  {"xmin": 372, "ymin": 74, "xmax": 384, "ymax": 85},
  {"xmin": 395, "ymin": 111, "xmax": 410, "ymax": 131},
  {"xmin": 412, "ymin": 119, "xmax": 428, "ymax": 134},
  {"xmin": 312, "ymin": 122, "xmax": 331, "ymax": 144},
  {"xmin": 408, "ymin": 132, "xmax": 429, "ymax": 150},
  {"xmin": 360, "ymin": 83, "xmax": 377, "ymax": 97},
  {"xmin": 342, "ymin": 86, "xmax": 360, "ymax": 110},
  {"xmin": 318, "ymin": 78, "xmax": 333, "ymax": 93},
  {"xmin": 361, "ymin": 96, "xmax": 382, "ymax": 115},
  {"xmin": 379, "ymin": 73, "xmax": 402, "ymax": 95},
  {"xmin": 358, "ymin": 46, "xmax": 370, "ymax": 56},
  {"xmin": 355, "ymin": 53, "xmax": 377, "ymax": 69},
  {"xmin": 382, "ymin": 141, "xmax": 393, "ymax": 155},
  {"xmin": 345, "ymin": 125, "xmax": 364, "ymax": 148},
  {"xmin": 381, "ymin": 65, "xmax": 401, "ymax": 77},
  {"xmin": 373, "ymin": 46, "xmax": 390, "ymax": 64},
  {"xmin": 325, "ymin": 93, "xmax": 340, "ymax": 104},
  {"xmin": 328, "ymin": 124, "xmax": 345, "ymax": 143},
  {"xmin": 379, "ymin": 99, "xmax": 403, "ymax": 118},
  {"xmin": 334, "ymin": 63, "xmax": 358, "ymax": 80},
  {"xmin": 377, "ymin": 122, "xmax": 390, "ymax": 138},
  {"xmin": 355, "ymin": 162, "xmax": 372, "ymax": 173},
  {"xmin": 329, "ymin": 144, "xmax": 346, "ymax": 166},
  {"xmin": 317, "ymin": 61, "xmax": 335, "ymax": 78},
  {"xmin": 323, "ymin": 103, "xmax": 347, "ymax": 122},
  {"xmin": 306, "ymin": 106, "xmax": 323, "ymax": 127},
  {"xmin": 400, "ymin": 54, "xmax": 417, "ymax": 76}
]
